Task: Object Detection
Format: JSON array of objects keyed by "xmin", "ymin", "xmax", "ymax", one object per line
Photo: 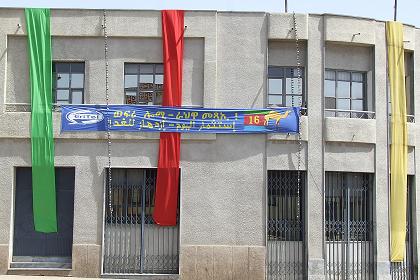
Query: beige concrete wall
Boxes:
[
  {"xmin": 0, "ymin": 8, "xmax": 418, "ymax": 280},
  {"xmin": 6, "ymin": 36, "xmax": 204, "ymax": 106}
]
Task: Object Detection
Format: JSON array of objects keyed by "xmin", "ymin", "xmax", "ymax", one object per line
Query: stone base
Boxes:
[
  {"xmin": 180, "ymin": 245, "xmax": 265, "ymax": 280},
  {"xmin": 0, "ymin": 244, "xmax": 9, "ymax": 275},
  {"xmin": 377, "ymin": 261, "xmax": 392, "ymax": 280},
  {"xmin": 308, "ymin": 258, "xmax": 325, "ymax": 279},
  {"xmin": 72, "ymin": 244, "xmax": 101, "ymax": 278}
]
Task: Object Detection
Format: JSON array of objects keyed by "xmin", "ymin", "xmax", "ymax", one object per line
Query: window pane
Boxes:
[
  {"xmin": 286, "ymin": 78, "xmax": 302, "ymax": 95},
  {"xmin": 72, "ymin": 90, "xmax": 83, "ymax": 104},
  {"xmin": 337, "ymin": 99, "xmax": 350, "ymax": 110},
  {"xmin": 352, "ymin": 72, "xmax": 364, "ymax": 82},
  {"xmin": 140, "ymin": 64, "xmax": 154, "ymax": 74},
  {"xmin": 56, "ymin": 73, "xmax": 70, "ymax": 88},
  {"xmin": 268, "ymin": 94, "xmax": 283, "ymax": 105},
  {"xmin": 71, "ymin": 63, "xmax": 84, "ymax": 73},
  {"xmin": 155, "ymin": 64, "xmax": 164, "ymax": 74},
  {"xmin": 155, "ymin": 91, "xmax": 163, "ymax": 105},
  {"xmin": 125, "ymin": 74, "xmax": 137, "ymax": 89},
  {"xmin": 139, "ymin": 75, "xmax": 154, "ymax": 90},
  {"xmin": 71, "ymin": 73, "xmax": 84, "ymax": 88},
  {"xmin": 292, "ymin": 68, "xmax": 302, "ymax": 78},
  {"xmin": 56, "ymin": 89, "xmax": 69, "ymax": 101},
  {"xmin": 268, "ymin": 66, "xmax": 283, "ymax": 77},
  {"xmin": 325, "ymin": 97, "xmax": 335, "ymax": 109},
  {"xmin": 325, "ymin": 110, "xmax": 335, "ymax": 117},
  {"xmin": 351, "ymin": 100, "xmax": 363, "ymax": 111},
  {"xmin": 139, "ymin": 92, "xmax": 153, "ymax": 103},
  {"xmin": 324, "ymin": 80, "xmax": 335, "ymax": 97},
  {"xmin": 56, "ymin": 100, "xmax": 70, "ymax": 105},
  {"xmin": 286, "ymin": 95, "xmax": 302, "ymax": 107},
  {"xmin": 155, "ymin": 74, "xmax": 164, "ymax": 91},
  {"xmin": 337, "ymin": 81, "xmax": 350, "ymax": 98},
  {"xmin": 55, "ymin": 63, "xmax": 70, "ymax": 73},
  {"xmin": 325, "ymin": 70, "xmax": 335, "ymax": 80},
  {"xmin": 352, "ymin": 82, "xmax": 364, "ymax": 99},
  {"xmin": 268, "ymin": 78, "xmax": 282, "ymax": 94},
  {"xmin": 337, "ymin": 71, "xmax": 351, "ymax": 81},
  {"xmin": 125, "ymin": 64, "xmax": 138, "ymax": 74},
  {"xmin": 125, "ymin": 91, "xmax": 137, "ymax": 104}
]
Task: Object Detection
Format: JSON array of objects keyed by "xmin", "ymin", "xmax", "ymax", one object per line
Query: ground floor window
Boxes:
[
  {"xmin": 267, "ymin": 170, "xmax": 306, "ymax": 279},
  {"xmin": 102, "ymin": 168, "xmax": 179, "ymax": 275},
  {"xmin": 325, "ymin": 172, "xmax": 374, "ymax": 280}
]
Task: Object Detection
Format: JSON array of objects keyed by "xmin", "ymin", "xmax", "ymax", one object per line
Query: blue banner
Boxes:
[{"xmin": 61, "ymin": 105, "xmax": 300, "ymax": 134}]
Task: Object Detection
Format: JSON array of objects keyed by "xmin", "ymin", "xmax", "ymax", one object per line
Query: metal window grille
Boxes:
[
  {"xmin": 124, "ymin": 63, "xmax": 164, "ymax": 105},
  {"xmin": 390, "ymin": 176, "xmax": 417, "ymax": 279},
  {"xmin": 102, "ymin": 168, "xmax": 179, "ymax": 275},
  {"xmin": 267, "ymin": 170, "xmax": 306, "ymax": 279},
  {"xmin": 325, "ymin": 172, "xmax": 374, "ymax": 280}
]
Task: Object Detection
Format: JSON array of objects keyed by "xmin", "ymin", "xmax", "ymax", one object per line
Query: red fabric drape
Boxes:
[{"xmin": 153, "ymin": 10, "xmax": 184, "ymax": 226}]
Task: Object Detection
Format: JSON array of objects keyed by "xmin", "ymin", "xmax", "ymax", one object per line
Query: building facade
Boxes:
[{"xmin": 0, "ymin": 8, "xmax": 419, "ymax": 280}]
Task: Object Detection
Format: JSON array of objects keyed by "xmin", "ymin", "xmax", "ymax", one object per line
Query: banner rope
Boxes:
[
  {"xmin": 291, "ymin": 12, "xmax": 303, "ymax": 222},
  {"xmin": 103, "ymin": 10, "xmax": 113, "ymax": 216}
]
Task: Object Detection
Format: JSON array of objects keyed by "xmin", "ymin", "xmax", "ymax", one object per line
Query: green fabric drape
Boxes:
[
  {"xmin": 25, "ymin": 8, "xmax": 57, "ymax": 233},
  {"xmin": 386, "ymin": 21, "xmax": 408, "ymax": 262}
]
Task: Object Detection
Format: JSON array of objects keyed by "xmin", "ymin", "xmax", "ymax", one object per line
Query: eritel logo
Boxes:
[{"xmin": 66, "ymin": 109, "xmax": 104, "ymax": 125}]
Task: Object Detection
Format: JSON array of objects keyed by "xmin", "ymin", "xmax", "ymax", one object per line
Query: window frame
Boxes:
[
  {"xmin": 324, "ymin": 69, "xmax": 368, "ymax": 118},
  {"xmin": 124, "ymin": 63, "xmax": 164, "ymax": 105},
  {"xmin": 267, "ymin": 66, "xmax": 306, "ymax": 108},
  {"xmin": 52, "ymin": 62, "xmax": 85, "ymax": 105}
]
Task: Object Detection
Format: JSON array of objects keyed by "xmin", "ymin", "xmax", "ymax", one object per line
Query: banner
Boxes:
[
  {"xmin": 387, "ymin": 21, "xmax": 408, "ymax": 262},
  {"xmin": 154, "ymin": 10, "xmax": 185, "ymax": 226},
  {"xmin": 26, "ymin": 8, "xmax": 57, "ymax": 233},
  {"xmin": 61, "ymin": 105, "xmax": 300, "ymax": 134}
]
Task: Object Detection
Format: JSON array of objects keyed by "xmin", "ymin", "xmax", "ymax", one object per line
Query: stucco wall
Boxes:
[
  {"xmin": 7, "ymin": 36, "xmax": 204, "ymax": 106},
  {"xmin": 0, "ymin": 8, "xmax": 418, "ymax": 280}
]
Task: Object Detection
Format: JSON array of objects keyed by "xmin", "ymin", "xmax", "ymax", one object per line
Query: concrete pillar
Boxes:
[
  {"xmin": 374, "ymin": 21, "xmax": 391, "ymax": 279},
  {"xmin": 306, "ymin": 15, "xmax": 325, "ymax": 280},
  {"xmin": 414, "ymin": 28, "xmax": 420, "ymax": 279}
]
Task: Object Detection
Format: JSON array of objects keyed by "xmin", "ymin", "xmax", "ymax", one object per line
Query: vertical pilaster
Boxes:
[
  {"xmin": 413, "ymin": 28, "xmax": 420, "ymax": 278},
  {"xmin": 306, "ymin": 15, "xmax": 325, "ymax": 280},
  {"xmin": 374, "ymin": 21, "xmax": 392, "ymax": 279}
]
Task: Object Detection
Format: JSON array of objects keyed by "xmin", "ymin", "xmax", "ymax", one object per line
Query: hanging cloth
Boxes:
[
  {"xmin": 386, "ymin": 21, "xmax": 408, "ymax": 262},
  {"xmin": 25, "ymin": 8, "xmax": 57, "ymax": 233},
  {"xmin": 153, "ymin": 10, "xmax": 184, "ymax": 226}
]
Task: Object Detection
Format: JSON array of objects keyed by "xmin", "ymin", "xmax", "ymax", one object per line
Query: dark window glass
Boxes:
[
  {"xmin": 53, "ymin": 62, "xmax": 85, "ymax": 104},
  {"xmin": 124, "ymin": 63, "xmax": 164, "ymax": 105},
  {"xmin": 268, "ymin": 66, "xmax": 305, "ymax": 108}
]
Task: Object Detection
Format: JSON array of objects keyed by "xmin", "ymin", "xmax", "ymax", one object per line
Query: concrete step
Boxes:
[
  {"xmin": 12, "ymin": 256, "xmax": 71, "ymax": 263},
  {"xmin": 10, "ymin": 262, "xmax": 72, "ymax": 269},
  {"xmin": 7, "ymin": 269, "xmax": 72, "ymax": 277}
]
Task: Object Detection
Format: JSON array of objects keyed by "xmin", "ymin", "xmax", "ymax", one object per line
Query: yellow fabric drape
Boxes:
[{"xmin": 386, "ymin": 21, "xmax": 408, "ymax": 262}]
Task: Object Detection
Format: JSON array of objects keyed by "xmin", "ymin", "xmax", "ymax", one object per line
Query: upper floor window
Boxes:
[
  {"xmin": 324, "ymin": 70, "xmax": 370, "ymax": 118},
  {"xmin": 124, "ymin": 63, "xmax": 164, "ymax": 105},
  {"xmin": 388, "ymin": 52, "xmax": 415, "ymax": 122},
  {"xmin": 268, "ymin": 66, "xmax": 305, "ymax": 108},
  {"xmin": 53, "ymin": 62, "xmax": 85, "ymax": 104}
]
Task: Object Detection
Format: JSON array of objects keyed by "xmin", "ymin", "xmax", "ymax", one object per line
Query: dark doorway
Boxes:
[{"xmin": 13, "ymin": 167, "xmax": 75, "ymax": 260}]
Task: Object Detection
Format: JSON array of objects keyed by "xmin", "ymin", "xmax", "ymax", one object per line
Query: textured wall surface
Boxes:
[{"xmin": 0, "ymin": 8, "xmax": 418, "ymax": 280}]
